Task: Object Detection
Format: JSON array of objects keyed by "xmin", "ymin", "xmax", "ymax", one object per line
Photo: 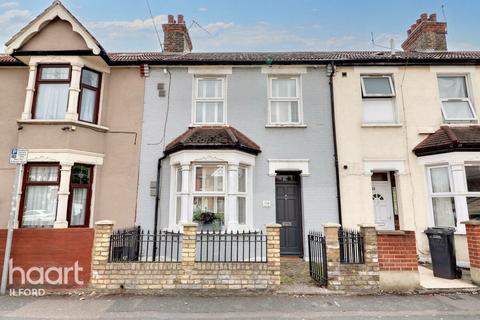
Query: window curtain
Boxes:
[
  {"xmin": 35, "ymin": 83, "xmax": 69, "ymax": 119},
  {"xmin": 430, "ymin": 167, "xmax": 450, "ymax": 193},
  {"xmin": 79, "ymin": 88, "xmax": 96, "ymax": 122},
  {"xmin": 70, "ymin": 188, "xmax": 87, "ymax": 226},
  {"xmin": 432, "ymin": 197, "xmax": 456, "ymax": 227},
  {"xmin": 438, "ymin": 77, "xmax": 467, "ymax": 98},
  {"xmin": 272, "ymin": 79, "xmax": 296, "ymax": 97},
  {"xmin": 22, "ymin": 185, "xmax": 58, "ymax": 227}
]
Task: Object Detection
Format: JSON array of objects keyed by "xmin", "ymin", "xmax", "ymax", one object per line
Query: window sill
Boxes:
[
  {"xmin": 361, "ymin": 123, "xmax": 403, "ymax": 128},
  {"xmin": 265, "ymin": 124, "xmax": 307, "ymax": 128},
  {"xmin": 17, "ymin": 119, "xmax": 109, "ymax": 133}
]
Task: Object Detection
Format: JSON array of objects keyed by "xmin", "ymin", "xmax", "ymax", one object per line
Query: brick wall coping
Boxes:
[
  {"xmin": 461, "ymin": 220, "xmax": 480, "ymax": 226},
  {"xmin": 265, "ymin": 223, "xmax": 282, "ymax": 228},
  {"xmin": 358, "ymin": 223, "xmax": 377, "ymax": 228},
  {"xmin": 95, "ymin": 220, "xmax": 115, "ymax": 226},
  {"xmin": 377, "ymin": 230, "xmax": 407, "ymax": 235},
  {"xmin": 182, "ymin": 223, "xmax": 198, "ymax": 227},
  {"xmin": 323, "ymin": 223, "xmax": 341, "ymax": 228}
]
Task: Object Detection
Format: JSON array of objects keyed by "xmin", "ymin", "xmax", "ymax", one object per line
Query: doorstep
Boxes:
[{"xmin": 419, "ymin": 266, "xmax": 478, "ymax": 290}]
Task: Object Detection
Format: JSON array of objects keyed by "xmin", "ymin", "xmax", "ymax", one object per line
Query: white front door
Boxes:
[{"xmin": 371, "ymin": 177, "xmax": 395, "ymax": 230}]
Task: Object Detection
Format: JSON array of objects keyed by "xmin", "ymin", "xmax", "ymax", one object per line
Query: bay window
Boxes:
[
  {"xmin": 175, "ymin": 167, "xmax": 182, "ymax": 224},
  {"xmin": 20, "ymin": 164, "xmax": 60, "ymax": 228},
  {"xmin": 78, "ymin": 68, "xmax": 101, "ymax": 123},
  {"xmin": 193, "ymin": 165, "xmax": 225, "ymax": 221},
  {"xmin": 268, "ymin": 76, "xmax": 302, "ymax": 124},
  {"xmin": 33, "ymin": 65, "xmax": 71, "ymax": 120},
  {"xmin": 428, "ymin": 166, "xmax": 456, "ymax": 227},
  {"xmin": 465, "ymin": 165, "xmax": 480, "ymax": 220},
  {"xmin": 237, "ymin": 167, "xmax": 247, "ymax": 225},
  {"xmin": 437, "ymin": 75, "xmax": 476, "ymax": 121},
  {"xmin": 67, "ymin": 164, "xmax": 93, "ymax": 227},
  {"xmin": 194, "ymin": 77, "xmax": 225, "ymax": 124},
  {"xmin": 361, "ymin": 75, "xmax": 397, "ymax": 124}
]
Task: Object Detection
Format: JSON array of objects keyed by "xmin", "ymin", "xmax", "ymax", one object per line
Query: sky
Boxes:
[{"xmin": 0, "ymin": 0, "xmax": 479, "ymax": 53}]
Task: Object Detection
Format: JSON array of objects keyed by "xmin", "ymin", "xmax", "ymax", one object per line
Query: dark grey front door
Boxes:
[{"xmin": 275, "ymin": 173, "xmax": 303, "ymax": 256}]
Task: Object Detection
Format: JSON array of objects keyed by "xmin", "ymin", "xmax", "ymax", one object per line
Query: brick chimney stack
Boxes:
[
  {"xmin": 162, "ymin": 14, "xmax": 192, "ymax": 53},
  {"xmin": 401, "ymin": 13, "xmax": 447, "ymax": 52}
]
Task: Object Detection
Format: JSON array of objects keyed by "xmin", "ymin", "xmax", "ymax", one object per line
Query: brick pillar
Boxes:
[
  {"xmin": 359, "ymin": 224, "xmax": 380, "ymax": 290},
  {"xmin": 462, "ymin": 221, "xmax": 480, "ymax": 285},
  {"xmin": 90, "ymin": 220, "xmax": 114, "ymax": 289},
  {"xmin": 323, "ymin": 223, "xmax": 341, "ymax": 290},
  {"xmin": 266, "ymin": 224, "xmax": 281, "ymax": 286},
  {"xmin": 180, "ymin": 223, "xmax": 197, "ymax": 286}
]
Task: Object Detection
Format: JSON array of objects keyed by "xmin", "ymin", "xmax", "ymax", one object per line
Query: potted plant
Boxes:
[{"xmin": 193, "ymin": 210, "xmax": 224, "ymax": 231}]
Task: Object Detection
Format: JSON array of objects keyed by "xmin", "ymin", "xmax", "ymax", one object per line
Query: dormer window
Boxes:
[
  {"xmin": 33, "ymin": 65, "xmax": 71, "ymax": 120},
  {"xmin": 79, "ymin": 68, "xmax": 101, "ymax": 123}
]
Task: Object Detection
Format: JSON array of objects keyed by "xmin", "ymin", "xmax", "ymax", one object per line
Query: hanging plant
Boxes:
[{"xmin": 193, "ymin": 211, "xmax": 224, "ymax": 225}]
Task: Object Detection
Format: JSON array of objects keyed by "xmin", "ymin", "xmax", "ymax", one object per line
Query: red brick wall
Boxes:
[
  {"xmin": 0, "ymin": 228, "xmax": 94, "ymax": 288},
  {"xmin": 377, "ymin": 231, "xmax": 418, "ymax": 272},
  {"xmin": 466, "ymin": 224, "xmax": 480, "ymax": 268}
]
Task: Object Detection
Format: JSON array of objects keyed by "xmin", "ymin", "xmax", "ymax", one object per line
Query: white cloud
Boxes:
[
  {"xmin": 0, "ymin": 2, "xmax": 19, "ymax": 9},
  {"xmin": 0, "ymin": 8, "xmax": 32, "ymax": 45},
  {"xmin": 198, "ymin": 7, "xmax": 208, "ymax": 12}
]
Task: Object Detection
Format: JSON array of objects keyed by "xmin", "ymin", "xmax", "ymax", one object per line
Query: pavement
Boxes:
[{"xmin": 0, "ymin": 293, "xmax": 480, "ymax": 319}]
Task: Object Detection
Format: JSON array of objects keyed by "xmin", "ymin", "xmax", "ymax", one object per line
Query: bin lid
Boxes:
[{"xmin": 424, "ymin": 227, "xmax": 456, "ymax": 235}]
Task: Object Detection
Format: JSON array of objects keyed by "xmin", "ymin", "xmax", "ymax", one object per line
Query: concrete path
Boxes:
[{"xmin": 0, "ymin": 293, "xmax": 480, "ymax": 319}]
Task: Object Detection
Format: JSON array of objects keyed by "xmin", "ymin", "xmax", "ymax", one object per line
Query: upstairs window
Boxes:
[
  {"xmin": 78, "ymin": 68, "xmax": 101, "ymax": 123},
  {"xmin": 438, "ymin": 75, "xmax": 476, "ymax": 121},
  {"xmin": 33, "ymin": 65, "xmax": 71, "ymax": 119},
  {"xmin": 361, "ymin": 75, "xmax": 397, "ymax": 124},
  {"xmin": 268, "ymin": 76, "xmax": 302, "ymax": 124},
  {"xmin": 194, "ymin": 78, "xmax": 225, "ymax": 124}
]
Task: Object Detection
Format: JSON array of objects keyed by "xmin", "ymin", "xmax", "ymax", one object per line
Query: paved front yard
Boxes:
[{"xmin": 1, "ymin": 293, "xmax": 480, "ymax": 319}]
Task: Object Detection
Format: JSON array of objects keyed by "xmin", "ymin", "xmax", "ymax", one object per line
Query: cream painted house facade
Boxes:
[{"xmin": 334, "ymin": 64, "xmax": 480, "ymax": 265}]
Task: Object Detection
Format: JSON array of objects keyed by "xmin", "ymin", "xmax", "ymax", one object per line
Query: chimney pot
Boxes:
[
  {"xmin": 162, "ymin": 14, "xmax": 192, "ymax": 53},
  {"xmin": 402, "ymin": 12, "xmax": 447, "ymax": 52}
]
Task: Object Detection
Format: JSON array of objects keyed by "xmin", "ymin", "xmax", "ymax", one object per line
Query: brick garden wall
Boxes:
[
  {"xmin": 377, "ymin": 231, "xmax": 418, "ymax": 272},
  {"xmin": 0, "ymin": 228, "xmax": 94, "ymax": 288},
  {"xmin": 463, "ymin": 221, "xmax": 480, "ymax": 285},
  {"xmin": 90, "ymin": 221, "xmax": 281, "ymax": 291},
  {"xmin": 324, "ymin": 224, "xmax": 380, "ymax": 292}
]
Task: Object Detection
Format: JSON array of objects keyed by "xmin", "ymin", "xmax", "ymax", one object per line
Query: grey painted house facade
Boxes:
[{"xmin": 135, "ymin": 64, "xmax": 339, "ymax": 256}]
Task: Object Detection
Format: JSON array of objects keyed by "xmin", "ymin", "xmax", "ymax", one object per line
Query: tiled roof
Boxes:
[
  {"xmin": 3, "ymin": 50, "xmax": 480, "ymax": 66},
  {"xmin": 164, "ymin": 126, "xmax": 261, "ymax": 156},
  {"xmin": 107, "ymin": 51, "xmax": 480, "ymax": 65},
  {"xmin": 413, "ymin": 126, "xmax": 480, "ymax": 156}
]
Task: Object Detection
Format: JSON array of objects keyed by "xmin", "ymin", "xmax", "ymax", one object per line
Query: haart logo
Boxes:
[{"xmin": 8, "ymin": 259, "xmax": 84, "ymax": 286}]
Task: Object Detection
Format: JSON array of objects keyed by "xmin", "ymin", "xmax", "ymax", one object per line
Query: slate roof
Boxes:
[
  {"xmin": 3, "ymin": 50, "xmax": 480, "ymax": 66},
  {"xmin": 413, "ymin": 126, "xmax": 480, "ymax": 156},
  {"xmin": 164, "ymin": 126, "xmax": 261, "ymax": 156}
]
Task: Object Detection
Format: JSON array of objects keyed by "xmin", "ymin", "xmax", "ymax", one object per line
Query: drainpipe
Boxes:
[
  {"xmin": 152, "ymin": 155, "xmax": 166, "ymax": 260},
  {"xmin": 328, "ymin": 62, "xmax": 343, "ymax": 225}
]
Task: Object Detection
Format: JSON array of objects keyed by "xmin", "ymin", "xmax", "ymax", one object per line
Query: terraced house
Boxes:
[
  {"xmin": 2, "ymin": 1, "xmax": 480, "ymax": 292},
  {"xmin": 334, "ymin": 13, "xmax": 480, "ymax": 268}
]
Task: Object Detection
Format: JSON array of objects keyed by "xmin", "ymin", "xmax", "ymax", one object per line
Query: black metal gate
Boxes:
[{"xmin": 307, "ymin": 231, "xmax": 328, "ymax": 286}]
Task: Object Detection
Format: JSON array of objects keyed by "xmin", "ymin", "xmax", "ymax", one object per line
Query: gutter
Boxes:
[{"xmin": 328, "ymin": 62, "xmax": 343, "ymax": 225}]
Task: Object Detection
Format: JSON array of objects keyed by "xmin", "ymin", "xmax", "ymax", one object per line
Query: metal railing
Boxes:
[
  {"xmin": 308, "ymin": 231, "xmax": 328, "ymax": 286},
  {"xmin": 109, "ymin": 227, "xmax": 182, "ymax": 262},
  {"xmin": 338, "ymin": 228, "xmax": 365, "ymax": 264},
  {"xmin": 195, "ymin": 230, "xmax": 267, "ymax": 263}
]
